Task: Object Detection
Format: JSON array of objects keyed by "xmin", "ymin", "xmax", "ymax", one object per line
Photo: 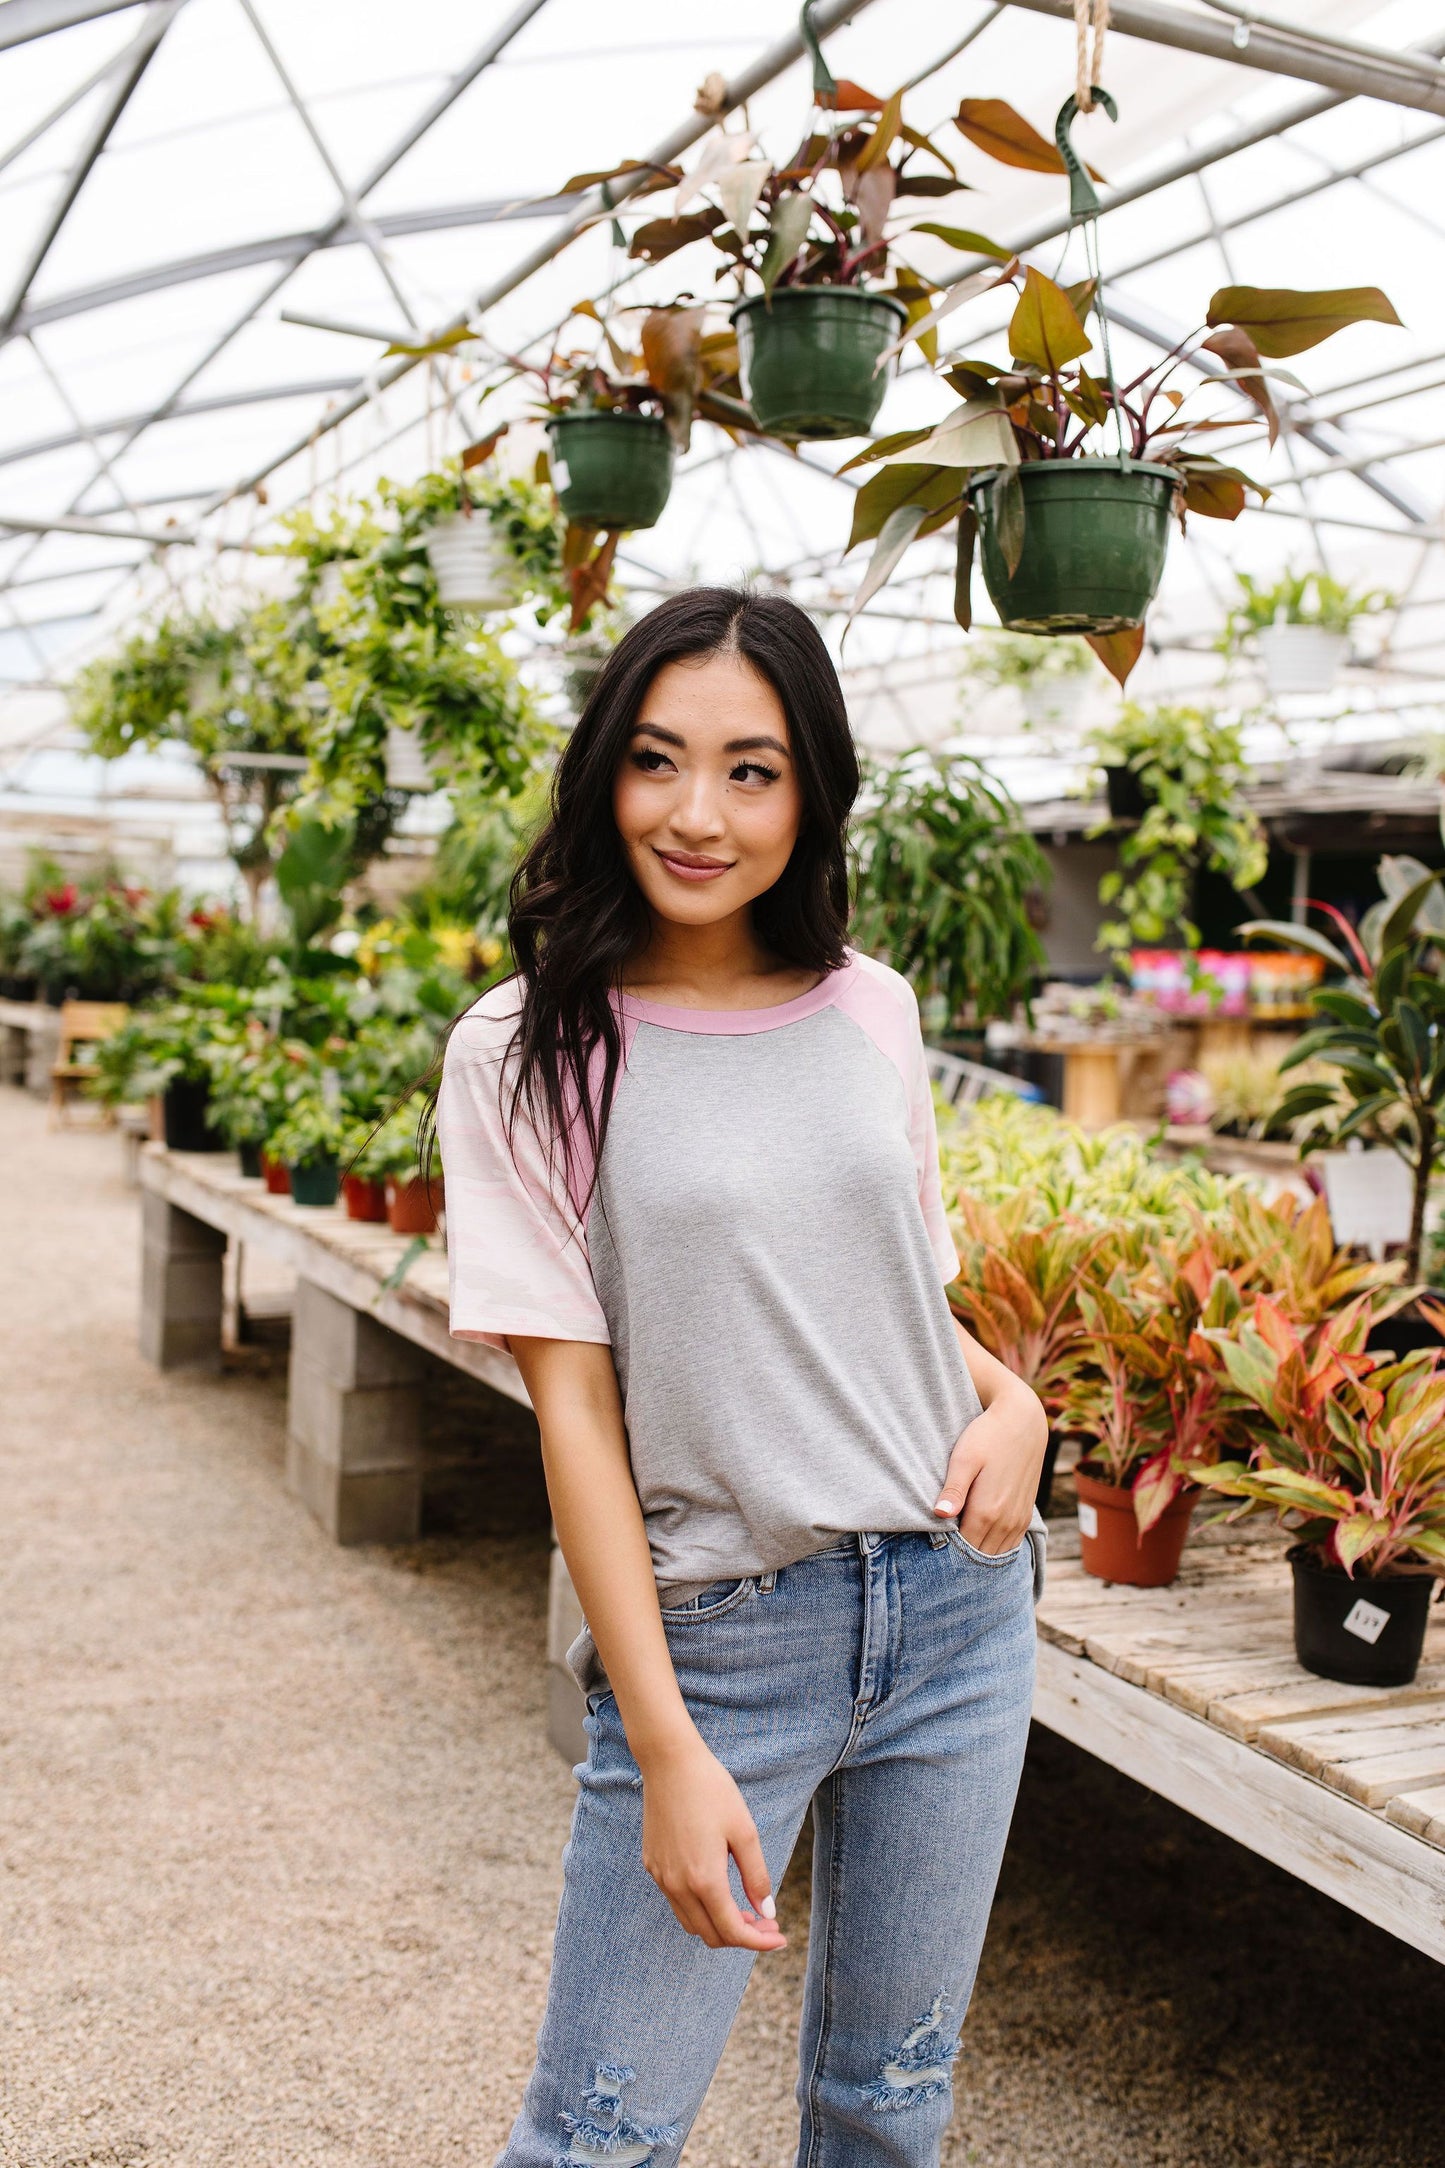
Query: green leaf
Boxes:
[
  {"xmin": 845, "ymin": 504, "xmax": 927, "ymax": 632},
  {"xmin": 759, "ymin": 191, "xmax": 813, "ymax": 296},
  {"xmin": 954, "ymin": 506, "xmax": 976, "ymax": 630},
  {"xmin": 907, "ymin": 223, "xmax": 1011, "ymax": 260},
  {"xmin": 1206, "ymin": 284, "xmax": 1403, "ymax": 359},
  {"xmin": 882, "ymin": 401, "xmax": 1018, "ymax": 469},
  {"xmin": 1236, "ymin": 918, "xmax": 1349, "ymax": 973},
  {"xmin": 1380, "ymin": 869, "xmax": 1445, "ymax": 958},
  {"xmin": 846, "ymin": 464, "xmax": 962, "ymax": 554},
  {"xmin": 1008, "ymin": 266, "xmax": 1090, "ymax": 373},
  {"xmin": 989, "ymin": 467, "xmax": 1025, "ymax": 577},
  {"xmin": 379, "ymin": 1233, "xmax": 430, "ymax": 1291},
  {"xmin": 837, "ymin": 426, "xmax": 935, "ymax": 475}
]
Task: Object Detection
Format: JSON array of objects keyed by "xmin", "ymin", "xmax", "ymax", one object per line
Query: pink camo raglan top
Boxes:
[{"xmin": 437, "ymin": 951, "xmax": 982, "ymax": 1628}]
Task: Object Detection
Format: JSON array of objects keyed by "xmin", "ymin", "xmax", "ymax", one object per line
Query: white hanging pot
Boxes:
[
  {"xmin": 421, "ymin": 514, "xmax": 517, "ymax": 609},
  {"xmin": 384, "ymin": 725, "xmax": 436, "ymax": 792},
  {"xmin": 1257, "ymin": 624, "xmax": 1349, "ymax": 697},
  {"xmin": 314, "ymin": 560, "xmax": 348, "ymax": 611},
  {"xmin": 1021, "ymin": 677, "xmax": 1091, "ymax": 730}
]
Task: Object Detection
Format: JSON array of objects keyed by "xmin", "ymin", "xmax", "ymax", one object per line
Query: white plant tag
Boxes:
[
  {"xmin": 1077, "ymin": 1501, "xmax": 1099, "ymax": 1539},
  {"xmin": 551, "ymin": 458, "xmax": 571, "ymax": 491},
  {"xmin": 1342, "ymin": 1597, "xmax": 1390, "ymax": 1645}
]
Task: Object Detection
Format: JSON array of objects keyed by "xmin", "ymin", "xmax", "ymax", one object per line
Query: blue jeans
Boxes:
[{"xmin": 499, "ymin": 1526, "xmax": 1039, "ymax": 2168}]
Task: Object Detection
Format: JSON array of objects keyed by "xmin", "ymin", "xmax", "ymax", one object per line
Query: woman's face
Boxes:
[{"xmin": 612, "ymin": 650, "xmax": 805, "ymax": 930}]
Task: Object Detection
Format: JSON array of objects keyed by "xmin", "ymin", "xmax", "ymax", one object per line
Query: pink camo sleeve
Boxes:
[
  {"xmin": 436, "ymin": 987, "xmax": 611, "ymax": 1351},
  {"xmin": 834, "ymin": 953, "xmax": 960, "ymax": 1282}
]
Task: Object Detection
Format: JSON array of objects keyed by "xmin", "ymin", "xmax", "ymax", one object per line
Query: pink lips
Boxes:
[{"xmin": 656, "ymin": 850, "xmax": 734, "ymax": 884}]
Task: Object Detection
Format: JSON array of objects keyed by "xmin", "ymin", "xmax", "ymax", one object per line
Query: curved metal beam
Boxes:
[
  {"xmin": 0, "ymin": 0, "xmax": 138, "ymax": 48},
  {"xmin": 0, "ymin": 375, "xmax": 362, "ymax": 472}
]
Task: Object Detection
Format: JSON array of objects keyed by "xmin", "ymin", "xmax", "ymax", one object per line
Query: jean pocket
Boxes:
[
  {"xmin": 947, "ymin": 1528, "xmax": 1026, "ymax": 1567},
  {"xmin": 659, "ymin": 1576, "xmax": 755, "ymax": 1620}
]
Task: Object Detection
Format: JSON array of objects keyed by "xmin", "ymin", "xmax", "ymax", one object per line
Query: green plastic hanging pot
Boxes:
[
  {"xmin": 731, "ymin": 286, "xmax": 908, "ymax": 439},
  {"xmin": 288, "ymin": 1156, "xmax": 340, "ymax": 1208},
  {"xmin": 547, "ymin": 411, "xmax": 674, "ymax": 530},
  {"xmin": 970, "ymin": 458, "xmax": 1177, "ymax": 634}
]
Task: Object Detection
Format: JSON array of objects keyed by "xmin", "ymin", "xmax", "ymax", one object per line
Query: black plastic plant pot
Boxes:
[
  {"xmin": 1366, "ymin": 1306, "xmax": 1445, "ymax": 1359},
  {"xmin": 238, "ymin": 1138, "xmax": 264, "ymax": 1179},
  {"xmin": 730, "ymin": 286, "xmax": 908, "ymax": 440},
  {"xmin": 970, "ymin": 458, "xmax": 1176, "ymax": 634},
  {"xmin": 1036, "ymin": 1430, "xmax": 1063, "ymax": 1518},
  {"xmin": 162, "ymin": 1076, "xmax": 223, "ymax": 1153},
  {"xmin": 546, "ymin": 411, "xmax": 674, "ymax": 531},
  {"xmin": 1288, "ymin": 1544, "xmax": 1434, "ymax": 1687},
  {"xmin": 1104, "ymin": 765, "xmax": 1150, "ymax": 824},
  {"xmin": 288, "ymin": 1156, "xmax": 340, "ymax": 1208}
]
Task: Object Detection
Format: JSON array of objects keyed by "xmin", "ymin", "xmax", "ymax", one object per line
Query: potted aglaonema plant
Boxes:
[
  {"xmin": 269, "ymin": 1096, "xmax": 349, "ymax": 1208},
  {"xmin": 1196, "ymin": 1298, "xmax": 1445, "ymax": 1686},
  {"xmin": 945, "ymin": 1195, "xmax": 1110, "ymax": 1516},
  {"xmin": 1223, "ymin": 570, "xmax": 1390, "ymax": 697},
  {"xmin": 1063, "ymin": 1250, "xmax": 1241, "ymax": 1585}
]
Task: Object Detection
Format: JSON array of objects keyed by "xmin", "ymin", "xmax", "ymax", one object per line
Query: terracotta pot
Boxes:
[
  {"xmin": 342, "ymin": 1173, "xmax": 388, "ymax": 1223},
  {"xmin": 260, "ymin": 1151, "xmax": 291, "ymax": 1196},
  {"xmin": 386, "ymin": 1174, "xmax": 439, "ymax": 1235},
  {"xmin": 1075, "ymin": 1465, "xmax": 1196, "ymax": 1587}
]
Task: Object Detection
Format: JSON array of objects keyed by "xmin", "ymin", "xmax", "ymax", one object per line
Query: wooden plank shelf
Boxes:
[{"xmin": 1035, "ymin": 1528, "xmax": 1445, "ymax": 1963}]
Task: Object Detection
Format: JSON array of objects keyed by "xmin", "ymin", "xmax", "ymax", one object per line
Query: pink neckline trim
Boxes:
[{"xmin": 619, "ymin": 956, "xmax": 856, "ymax": 1036}]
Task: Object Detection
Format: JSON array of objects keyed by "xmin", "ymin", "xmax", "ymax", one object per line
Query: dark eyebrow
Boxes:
[
  {"xmin": 724, "ymin": 734, "xmax": 790, "ymax": 756},
  {"xmin": 630, "ymin": 723, "xmax": 685, "ymax": 746}
]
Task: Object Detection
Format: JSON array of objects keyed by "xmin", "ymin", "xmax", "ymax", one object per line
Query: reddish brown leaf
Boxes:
[
  {"xmin": 627, "ymin": 208, "xmax": 723, "ymax": 264},
  {"xmin": 1201, "ymin": 325, "xmax": 1278, "ymax": 447},
  {"xmin": 819, "ymin": 77, "xmax": 884, "ymax": 112},
  {"xmin": 1086, "ymin": 625, "xmax": 1146, "ymax": 687},
  {"xmin": 568, "ymin": 531, "xmax": 620, "ymax": 631},
  {"xmin": 461, "ymin": 426, "xmax": 507, "ymax": 469},
  {"xmin": 954, "ymin": 99, "xmax": 1105, "ymax": 181},
  {"xmin": 641, "ymin": 306, "xmax": 705, "ymax": 450}
]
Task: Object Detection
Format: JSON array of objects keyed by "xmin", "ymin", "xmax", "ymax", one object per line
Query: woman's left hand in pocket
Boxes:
[{"xmin": 934, "ymin": 1378, "xmax": 1048, "ymax": 1556}]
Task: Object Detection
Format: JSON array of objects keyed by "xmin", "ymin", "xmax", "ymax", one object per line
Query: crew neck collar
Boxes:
[{"xmin": 618, "ymin": 955, "xmax": 855, "ymax": 1036}]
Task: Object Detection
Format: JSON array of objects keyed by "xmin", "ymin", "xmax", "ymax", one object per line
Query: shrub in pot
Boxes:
[
  {"xmin": 1196, "ymin": 1298, "xmax": 1445, "ymax": 1685},
  {"xmin": 268, "ymin": 1096, "xmax": 349, "ymax": 1208},
  {"xmin": 357, "ymin": 1106, "xmax": 441, "ymax": 1234},
  {"xmin": 1221, "ymin": 570, "xmax": 1391, "ymax": 697}
]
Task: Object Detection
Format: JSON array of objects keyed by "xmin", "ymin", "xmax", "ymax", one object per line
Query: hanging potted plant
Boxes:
[
  {"xmin": 268, "ymin": 1093, "xmax": 349, "ymax": 1208},
  {"xmin": 1220, "ymin": 569, "xmax": 1392, "ymax": 697},
  {"xmin": 966, "ymin": 631, "xmax": 1096, "ymax": 730},
  {"xmin": 839, "ymin": 80, "xmax": 1400, "ymax": 683},
  {"xmin": 1082, "ymin": 704, "xmax": 1268, "ymax": 961},
  {"xmin": 1195, "ymin": 1298, "xmax": 1445, "ymax": 1686}
]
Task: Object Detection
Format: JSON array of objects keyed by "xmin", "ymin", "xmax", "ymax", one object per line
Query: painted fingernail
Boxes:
[
  {"xmin": 760, "ymin": 1894, "xmax": 776, "ymax": 1919},
  {"xmin": 936, "ymin": 1498, "xmax": 957, "ymax": 1514}
]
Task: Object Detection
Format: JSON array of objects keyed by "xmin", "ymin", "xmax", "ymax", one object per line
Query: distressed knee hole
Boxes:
[
  {"xmin": 861, "ymin": 1991, "xmax": 961, "ymax": 2113},
  {"xmin": 556, "ymin": 2061, "xmax": 681, "ymax": 2166}
]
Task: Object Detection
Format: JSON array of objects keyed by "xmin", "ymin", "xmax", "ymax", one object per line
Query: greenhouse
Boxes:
[{"xmin": 3, "ymin": 2, "xmax": 1445, "ymax": 2163}]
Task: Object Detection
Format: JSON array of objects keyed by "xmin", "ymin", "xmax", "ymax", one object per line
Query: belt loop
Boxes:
[{"xmin": 759, "ymin": 1569, "xmax": 776, "ymax": 1592}]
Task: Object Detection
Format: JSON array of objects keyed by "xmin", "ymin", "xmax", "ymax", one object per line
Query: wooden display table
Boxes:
[{"xmin": 1036, "ymin": 1522, "xmax": 1445, "ymax": 1964}]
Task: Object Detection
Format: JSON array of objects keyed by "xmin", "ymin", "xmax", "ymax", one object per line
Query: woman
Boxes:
[{"xmin": 437, "ymin": 588, "xmax": 1047, "ymax": 2167}]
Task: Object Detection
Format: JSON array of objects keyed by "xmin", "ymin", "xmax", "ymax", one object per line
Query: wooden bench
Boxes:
[{"xmin": 136, "ymin": 1143, "xmax": 1445, "ymax": 1964}]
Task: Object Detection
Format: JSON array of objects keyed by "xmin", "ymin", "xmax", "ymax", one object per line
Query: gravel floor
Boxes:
[{"xmin": 2, "ymin": 1089, "xmax": 1444, "ymax": 2168}]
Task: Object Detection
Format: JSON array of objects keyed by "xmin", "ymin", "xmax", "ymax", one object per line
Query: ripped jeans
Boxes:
[{"xmin": 496, "ymin": 1524, "xmax": 1040, "ymax": 2168}]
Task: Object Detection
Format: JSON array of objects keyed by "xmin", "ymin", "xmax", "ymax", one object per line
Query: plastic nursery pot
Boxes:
[
  {"xmin": 1288, "ymin": 1544, "xmax": 1434, "ymax": 1688},
  {"xmin": 237, "ymin": 1138, "xmax": 264, "ymax": 1179},
  {"xmin": 1075, "ymin": 1465, "xmax": 1195, "ymax": 1588},
  {"xmin": 288, "ymin": 1156, "xmax": 340, "ymax": 1208},
  {"xmin": 342, "ymin": 1172, "xmax": 388, "ymax": 1223},
  {"xmin": 386, "ymin": 1173, "xmax": 439, "ymax": 1235},
  {"xmin": 383, "ymin": 724, "xmax": 436, "ymax": 793},
  {"xmin": 1036, "ymin": 1430, "xmax": 1064, "ymax": 1518},
  {"xmin": 1103, "ymin": 764, "xmax": 1150, "ymax": 824},
  {"xmin": 730, "ymin": 286, "xmax": 908, "ymax": 440},
  {"xmin": 547, "ymin": 411, "xmax": 674, "ymax": 531},
  {"xmin": 162, "ymin": 1076, "xmax": 223, "ymax": 1153},
  {"xmin": 260, "ymin": 1151, "xmax": 291, "ymax": 1197},
  {"xmin": 970, "ymin": 458, "xmax": 1177, "ymax": 634},
  {"xmin": 1256, "ymin": 623, "xmax": 1348, "ymax": 697},
  {"xmin": 1366, "ymin": 1303, "xmax": 1445, "ymax": 1359},
  {"xmin": 421, "ymin": 514, "xmax": 517, "ymax": 610}
]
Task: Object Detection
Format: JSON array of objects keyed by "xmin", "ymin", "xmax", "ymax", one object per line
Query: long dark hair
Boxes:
[{"xmin": 508, "ymin": 586, "xmax": 859, "ymax": 1204}]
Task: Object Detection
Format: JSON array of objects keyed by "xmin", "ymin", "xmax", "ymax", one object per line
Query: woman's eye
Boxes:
[
  {"xmin": 731, "ymin": 760, "xmax": 780, "ymax": 784},
  {"xmin": 632, "ymin": 748, "xmax": 673, "ymax": 772}
]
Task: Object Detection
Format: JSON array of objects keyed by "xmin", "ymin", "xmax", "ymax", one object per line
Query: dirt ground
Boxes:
[{"xmin": 2, "ymin": 1088, "xmax": 1444, "ymax": 2168}]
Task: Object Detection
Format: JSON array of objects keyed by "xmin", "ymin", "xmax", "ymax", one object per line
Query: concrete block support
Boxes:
[
  {"xmin": 138, "ymin": 1191, "xmax": 226, "ymax": 1370},
  {"xmin": 547, "ymin": 1539, "xmax": 589, "ymax": 1767},
  {"xmin": 286, "ymin": 1278, "xmax": 425, "ymax": 1545}
]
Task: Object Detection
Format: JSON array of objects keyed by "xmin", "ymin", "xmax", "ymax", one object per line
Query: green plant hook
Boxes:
[
  {"xmin": 799, "ymin": 0, "xmax": 838, "ymax": 106},
  {"xmin": 1054, "ymin": 88, "xmax": 1118, "ymax": 222}
]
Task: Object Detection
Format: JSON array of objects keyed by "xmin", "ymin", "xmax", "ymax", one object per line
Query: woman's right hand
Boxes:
[{"xmin": 638, "ymin": 1728, "xmax": 786, "ymax": 1952}]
